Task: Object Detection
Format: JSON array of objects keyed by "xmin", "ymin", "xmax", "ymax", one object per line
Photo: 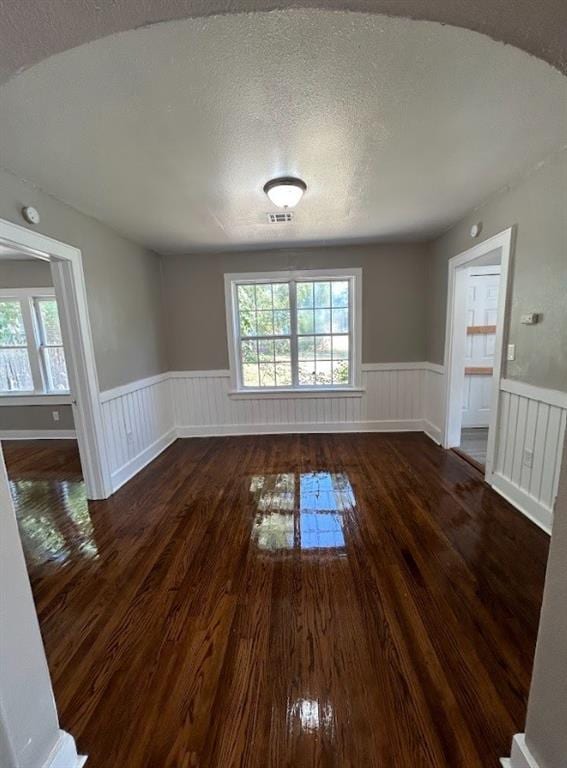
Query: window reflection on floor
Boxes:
[
  {"xmin": 10, "ymin": 479, "xmax": 99, "ymax": 566},
  {"xmin": 290, "ymin": 697, "xmax": 334, "ymax": 736},
  {"xmin": 250, "ymin": 471, "xmax": 355, "ymax": 552}
]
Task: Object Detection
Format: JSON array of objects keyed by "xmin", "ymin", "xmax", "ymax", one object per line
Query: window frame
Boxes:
[
  {"xmin": 0, "ymin": 287, "xmax": 70, "ymax": 396},
  {"xmin": 225, "ymin": 268, "xmax": 362, "ymax": 397}
]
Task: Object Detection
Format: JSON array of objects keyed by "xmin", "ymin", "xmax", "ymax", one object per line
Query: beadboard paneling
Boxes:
[
  {"xmin": 493, "ymin": 380, "xmax": 567, "ymax": 532},
  {"xmin": 100, "ymin": 373, "xmax": 175, "ymax": 492},
  {"xmin": 171, "ymin": 366, "xmax": 426, "ymax": 436},
  {"xmin": 98, "ymin": 367, "xmax": 565, "ymax": 536},
  {"xmin": 422, "ymin": 363, "xmax": 444, "ymax": 444}
]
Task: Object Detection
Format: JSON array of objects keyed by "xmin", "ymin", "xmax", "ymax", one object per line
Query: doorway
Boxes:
[
  {"xmin": 443, "ymin": 228, "xmax": 513, "ymax": 481},
  {"xmin": 0, "ymin": 217, "xmax": 111, "ymax": 499}
]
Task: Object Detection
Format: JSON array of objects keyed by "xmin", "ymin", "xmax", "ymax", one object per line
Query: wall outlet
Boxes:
[
  {"xmin": 126, "ymin": 431, "xmax": 134, "ymax": 443},
  {"xmin": 507, "ymin": 344, "xmax": 516, "ymax": 361},
  {"xmin": 52, "ymin": 410, "xmax": 60, "ymax": 422},
  {"xmin": 523, "ymin": 448, "xmax": 534, "ymax": 469},
  {"xmin": 520, "ymin": 312, "xmax": 540, "ymax": 325}
]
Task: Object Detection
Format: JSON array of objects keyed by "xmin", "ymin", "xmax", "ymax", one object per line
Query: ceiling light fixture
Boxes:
[{"xmin": 264, "ymin": 177, "xmax": 306, "ymax": 209}]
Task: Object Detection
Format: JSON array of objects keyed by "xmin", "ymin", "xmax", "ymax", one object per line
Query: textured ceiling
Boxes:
[
  {"xmin": 0, "ymin": 10, "xmax": 565, "ymax": 254},
  {"xmin": 0, "ymin": 0, "xmax": 566, "ymax": 84}
]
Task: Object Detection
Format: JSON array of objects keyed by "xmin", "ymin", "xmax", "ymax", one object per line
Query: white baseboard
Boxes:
[
  {"xmin": 43, "ymin": 730, "xmax": 86, "ymax": 768},
  {"xmin": 0, "ymin": 429, "xmax": 76, "ymax": 440},
  {"xmin": 422, "ymin": 419, "xmax": 442, "ymax": 445},
  {"xmin": 176, "ymin": 419, "xmax": 424, "ymax": 438},
  {"xmin": 110, "ymin": 429, "xmax": 176, "ymax": 493},
  {"xmin": 501, "ymin": 734, "xmax": 541, "ymax": 768},
  {"xmin": 492, "ymin": 473, "xmax": 553, "ymax": 534}
]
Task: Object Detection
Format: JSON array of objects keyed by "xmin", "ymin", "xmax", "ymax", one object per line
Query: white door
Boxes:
[{"xmin": 462, "ymin": 266, "xmax": 500, "ymax": 427}]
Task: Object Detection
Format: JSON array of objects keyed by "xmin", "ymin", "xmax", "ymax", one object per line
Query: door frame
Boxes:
[
  {"xmin": 0, "ymin": 217, "xmax": 112, "ymax": 498},
  {"xmin": 442, "ymin": 227, "xmax": 514, "ymax": 482}
]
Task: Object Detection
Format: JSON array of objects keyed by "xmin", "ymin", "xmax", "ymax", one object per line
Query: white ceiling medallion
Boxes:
[{"xmin": 264, "ymin": 177, "xmax": 306, "ymax": 209}]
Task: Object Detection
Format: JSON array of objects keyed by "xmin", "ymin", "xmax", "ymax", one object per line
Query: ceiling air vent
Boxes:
[{"xmin": 267, "ymin": 212, "xmax": 293, "ymax": 224}]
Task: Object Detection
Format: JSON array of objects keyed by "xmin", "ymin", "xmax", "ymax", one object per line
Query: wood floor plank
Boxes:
[{"xmin": 2, "ymin": 434, "xmax": 549, "ymax": 768}]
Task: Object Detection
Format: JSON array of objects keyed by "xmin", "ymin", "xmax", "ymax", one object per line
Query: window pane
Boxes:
[
  {"xmin": 332, "ymin": 335, "xmax": 349, "ymax": 359},
  {"xmin": 37, "ymin": 299, "xmax": 63, "ymax": 345},
  {"xmin": 298, "ymin": 336, "xmax": 315, "ymax": 360},
  {"xmin": 243, "ymin": 364, "xmax": 260, "ymax": 387},
  {"xmin": 315, "ymin": 360, "xmax": 332, "ymax": 385},
  {"xmin": 273, "ymin": 310, "xmax": 290, "ymax": 336},
  {"xmin": 314, "ymin": 282, "xmax": 331, "ymax": 308},
  {"xmin": 256, "ymin": 311, "xmax": 274, "ymax": 337},
  {"xmin": 258, "ymin": 339, "xmax": 274, "ymax": 361},
  {"xmin": 315, "ymin": 336, "xmax": 332, "ymax": 360},
  {"xmin": 297, "ymin": 309, "xmax": 314, "ymax": 334},
  {"xmin": 239, "ymin": 309, "xmax": 256, "ymax": 337},
  {"xmin": 275, "ymin": 362, "xmax": 292, "ymax": 387},
  {"xmin": 44, "ymin": 347, "xmax": 69, "ymax": 391},
  {"xmin": 297, "ymin": 282, "xmax": 314, "ymax": 308},
  {"xmin": 0, "ymin": 300, "xmax": 27, "ymax": 345},
  {"xmin": 241, "ymin": 339, "xmax": 258, "ymax": 363},
  {"xmin": 274, "ymin": 339, "xmax": 291, "ymax": 361},
  {"xmin": 298, "ymin": 362, "xmax": 316, "ymax": 386},
  {"xmin": 314, "ymin": 309, "xmax": 331, "ymax": 334},
  {"xmin": 259, "ymin": 363, "xmax": 276, "ymax": 387},
  {"xmin": 256, "ymin": 284, "xmax": 273, "ymax": 310},
  {"xmin": 0, "ymin": 348, "xmax": 33, "ymax": 391},
  {"xmin": 332, "ymin": 281, "xmax": 349, "ymax": 308},
  {"xmin": 332, "ymin": 307, "xmax": 349, "ymax": 333},
  {"xmin": 332, "ymin": 360, "xmax": 350, "ymax": 384},
  {"xmin": 272, "ymin": 283, "xmax": 290, "ymax": 309},
  {"xmin": 238, "ymin": 284, "xmax": 256, "ymax": 312}
]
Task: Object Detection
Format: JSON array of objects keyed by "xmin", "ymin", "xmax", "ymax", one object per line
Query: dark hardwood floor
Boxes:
[{"xmin": 3, "ymin": 434, "xmax": 549, "ymax": 768}]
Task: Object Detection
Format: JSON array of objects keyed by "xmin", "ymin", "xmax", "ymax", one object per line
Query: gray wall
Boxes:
[
  {"xmin": 524, "ymin": 433, "xmax": 567, "ymax": 768},
  {"xmin": 0, "ymin": 406, "xmax": 74, "ymax": 432},
  {"xmin": 0, "ymin": 259, "xmax": 52, "ymax": 288},
  {"xmin": 426, "ymin": 150, "xmax": 567, "ymax": 392},
  {"xmin": 162, "ymin": 243, "xmax": 429, "ymax": 371},
  {"xmin": 0, "ymin": 168, "xmax": 168, "ymax": 391}
]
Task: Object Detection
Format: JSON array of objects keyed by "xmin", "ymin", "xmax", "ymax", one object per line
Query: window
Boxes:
[
  {"xmin": 34, "ymin": 298, "xmax": 69, "ymax": 392},
  {"xmin": 0, "ymin": 299, "xmax": 34, "ymax": 391},
  {"xmin": 0, "ymin": 289, "xmax": 69, "ymax": 394},
  {"xmin": 226, "ymin": 269, "xmax": 361, "ymax": 393}
]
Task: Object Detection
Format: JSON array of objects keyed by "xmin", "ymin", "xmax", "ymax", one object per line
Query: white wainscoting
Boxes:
[
  {"xmin": 171, "ymin": 364, "xmax": 427, "ymax": 437},
  {"xmin": 100, "ymin": 373, "xmax": 175, "ymax": 493},
  {"xmin": 98, "ymin": 367, "xmax": 565, "ymax": 535},
  {"xmin": 492, "ymin": 379, "xmax": 567, "ymax": 533},
  {"xmin": 422, "ymin": 363, "xmax": 445, "ymax": 444}
]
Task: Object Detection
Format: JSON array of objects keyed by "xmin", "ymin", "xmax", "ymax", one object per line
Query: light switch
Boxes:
[{"xmin": 507, "ymin": 344, "xmax": 516, "ymax": 361}]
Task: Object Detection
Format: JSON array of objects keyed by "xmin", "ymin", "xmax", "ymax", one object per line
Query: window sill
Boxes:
[
  {"xmin": 228, "ymin": 387, "xmax": 365, "ymax": 400},
  {"xmin": 0, "ymin": 393, "xmax": 72, "ymax": 406}
]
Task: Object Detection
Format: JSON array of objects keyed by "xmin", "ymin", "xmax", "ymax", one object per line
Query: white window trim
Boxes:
[
  {"xmin": 224, "ymin": 268, "xmax": 363, "ymax": 398},
  {"xmin": 0, "ymin": 286, "xmax": 70, "ymax": 397}
]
